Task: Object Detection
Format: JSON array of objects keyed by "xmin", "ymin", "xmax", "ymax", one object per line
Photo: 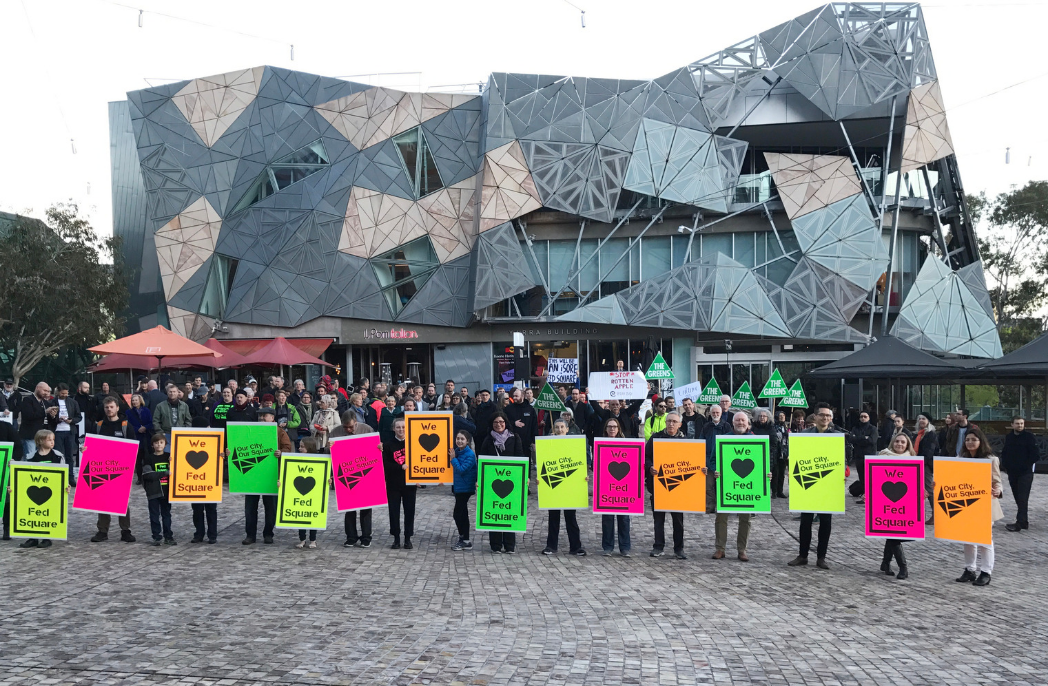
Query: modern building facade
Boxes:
[{"xmin": 109, "ymin": 2, "xmax": 1001, "ymax": 408}]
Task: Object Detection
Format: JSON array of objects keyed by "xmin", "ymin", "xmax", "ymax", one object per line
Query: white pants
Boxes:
[{"xmin": 964, "ymin": 541, "xmax": 994, "ymax": 574}]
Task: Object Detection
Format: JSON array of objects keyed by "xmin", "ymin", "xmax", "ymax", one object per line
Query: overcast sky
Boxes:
[{"xmin": 1, "ymin": 0, "xmax": 1046, "ymax": 234}]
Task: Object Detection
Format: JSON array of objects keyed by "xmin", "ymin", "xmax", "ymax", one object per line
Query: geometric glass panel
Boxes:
[
  {"xmin": 392, "ymin": 127, "xmax": 445, "ymax": 199},
  {"xmin": 370, "ymin": 236, "xmax": 440, "ymax": 316},
  {"xmin": 231, "ymin": 139, "xmax": 330, "ymax": 213}
]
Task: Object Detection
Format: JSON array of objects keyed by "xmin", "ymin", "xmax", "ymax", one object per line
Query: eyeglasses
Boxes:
[
  {"xmin": 657, "ymin": 405, "xmax": 667, "ymax": 409},
  {"xmin": 816, "ymin": 413, "xmax": 833, "ymax": 418}
]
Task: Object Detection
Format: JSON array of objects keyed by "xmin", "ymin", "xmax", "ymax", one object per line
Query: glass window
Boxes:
[
  {"xmin": 734, "ymin": 232, "xmax": 756, "ymax": 267},
  {"xmin": 370, "ymin": 236, "xmax": 440, "ymax": 315},
  {"xmin": 702, "ymin": 233, "xmax": 732, "ymax": 260},
  {"xmin": 198, "ymin": 255, "xmax": 238, "ymax": 319},
  {"xmin": 600, "ymin": 238, "xmax": 629, "ymax": 282},
  {"xmin": 548, "ymin": 241, "xmax": 576, "ymax": 293},
  {"xmin": 232, "ymin": 140, "xmax": 330, "ymax": 213},
  {"xmin": 640, "ymin": 236, "xmax": 670, "ymax": 280},
  {"xmin": 522, "ymin": 240, "xmax": 548, "ymax": 288},
  {"xmin": 392, "ymin": 126, "xmax": 444, "ymax": 199},
  {"xmin": 578, "ymin": 239, "xmax": 599, "ymax": 294},
  {"xmin": 671, "ymin": 235, "xmax": 692, "ymax": 268},
  {"xmin": 628, "ymin": 239, "xmax": 640, "ymax": 284}
]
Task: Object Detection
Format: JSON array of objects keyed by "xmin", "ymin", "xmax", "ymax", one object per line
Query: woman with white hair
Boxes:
[{"xmin": 310, "ymin": 395, "xmax": 340, "ymax": 451}]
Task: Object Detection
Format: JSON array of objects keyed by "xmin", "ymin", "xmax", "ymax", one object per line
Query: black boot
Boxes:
[
  {"xmin": 956, "ymin": 568, "xmax": 976, "ymax": 583},
  {"xmin": 390, "ymin": 535, "xmax": 401, "ymax": 550},
  {"xmin": 893, "ymin": 544, "xmax": 908, "ymax": 580},
  {"xmin": 880, "ymin": 547, "xmax": 893, "ymax": 575}
]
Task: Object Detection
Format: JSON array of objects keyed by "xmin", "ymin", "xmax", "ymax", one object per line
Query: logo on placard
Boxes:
[
  {"xmin": 80, "ymin": 461, "xmax": 121, "ymax": 490},
  {"xmin": 792, "ymin": 462, "xmax": 833, "ymax": 490},
  {"xmin": 491, "ymin": 479, "xmax": 515, "ymax": 499},
  {"xmin": 231, "ymin": 447, "xmax": 266, "ymax": 475},
  {"xmin": 607, "ymin": 461, "xmax": 631, "ymax": 480},
  {"xmin": 293, "ymin": 476, "xmax": 316, "ymax": 495},
  {"xmin": 540, "ymin": 463, "xmax": 577, "ymax": 489},
  {"xmin": 881, "ymin": 481, "xmax": 908, "ymax": 502},
  {"xmin": 418, "ymin": 433, "xmax": 441, "ymax": 451},
  {"xmin": 27, "ymin": 485, "xmax": 53, "ymax": 506},
  {"xmin": 185, "ymin": 451, "xmax": 209, "ymax": 470},
  {"xmin": 937, "ymin": 486, "xmax": 980, "ymax": 518},
  {"xmin": 730, "ymin": 458, "xmax": 755, "ymax": 479},
  {"xmin": 656, "ymin": 465, "xmax": 694, "ymax": 492},
  {"xmin": 336, "ymin": 464, "xmax": 372, "ymax": 490}
]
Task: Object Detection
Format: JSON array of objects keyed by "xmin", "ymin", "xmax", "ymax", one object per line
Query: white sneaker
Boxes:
[
  {"xmin": 309, "ymin": 540, "xmax": 317, "ymax": 549},
  {"xmin": 296, "ymin": 540, "xmax": 307, "ymax": 548}
]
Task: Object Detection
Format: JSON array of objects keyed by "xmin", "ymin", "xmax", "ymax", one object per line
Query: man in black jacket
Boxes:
[
  {"xmin": 645, "ymin": 412, "xmax": 688, "ymax": 559},
  {"xmin": 752, "ymin": 409, "xmax": 783, "ymax": 498},
  {"xmin": 565, "ymin": 387, "xmax": 593, "ymax": 429},
  {"xmin": 588, "ymin": 398, "xmax": 644, "ymax": 438},
  {"xmin": 788, "ymin": 402, "xmax": 850, "ymax": 570},
  {"xmin": 878, "ymin": 410, "xmax": 897, "ymax": 450},
  {"xmin": 848, "ymin": 410, "xmax": 878, "ymax": 499},
  {"xmin": 17, "ymin": 382, "xmax": 53, "ymax": 457},
  {"xmin": 680, "ymin": 398, "xmax": 706, "ymax": 439},
  {"xmin": 90, "ymin": 397, "xmax": 136, "ymax": 543},
  {"xmin": 1002, "ymin": 417, "xmax": 1039, "ymax": 532},
  {"xmin": 74, "ymin": 381, "xmax": 95, "ymax": 423},
  {"xmin": 505, "ymin": 388, "xmax": 538, "ymax": 460}
]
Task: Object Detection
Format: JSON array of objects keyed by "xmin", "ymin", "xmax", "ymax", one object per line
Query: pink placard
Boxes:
[
  {"xmin": 865, "ymin": 456, "xmax": 925, "ymax": 539},
  {"xmin": 330, "ymin": 434, "xmax": 387, "ymax": 512},
  {"xmin": 592, "ymin": 438, "xmax": 645, "ymax": 515},
  {"xmin": 73, "ymin": 434, "xmax": 139, "ymax": 515}
]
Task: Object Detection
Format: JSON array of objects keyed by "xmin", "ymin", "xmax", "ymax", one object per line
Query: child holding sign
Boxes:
[
  {"xmin": 954, "ymin": 428, "xmax": 1003, "ymax": 587},
  {"xmin": 450, "ymin": 430, "xmax": 477, "ymax": 551},
  {"xmin": 17, "ymin": 430, "xmax": 68, "ymax": 549},
  {"xmin": 142, "ymin": 433, "xmax": 175, "ymax": 545},
  {"xmin": 878, "ymin": 434, "xmax": 916, "ymax": 580}
]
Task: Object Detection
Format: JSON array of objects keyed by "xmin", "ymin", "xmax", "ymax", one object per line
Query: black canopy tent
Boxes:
[
  {"xmin": 806, "ymin": 336, "xmax": 967, "ymax": 380},
  {"xmin": 976, "ymin": 333, "xmax": 1048, "ymax": 379}
]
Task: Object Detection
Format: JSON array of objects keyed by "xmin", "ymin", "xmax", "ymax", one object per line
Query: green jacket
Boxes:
[
  {"xmin": 152, "ymin": 401, "xmax": 192, "ymax": 433},
  {"xmin": 644, "ymin": 413, "xmax": 667, "ymax": 440}
]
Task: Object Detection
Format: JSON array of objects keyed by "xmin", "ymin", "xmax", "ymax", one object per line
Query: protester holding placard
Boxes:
[
  {"xmin": 450, "ymin": 430, "xmax": 477, "ymax": 552},
  {"xmin": 541, "ymin": 421, "xmax": 586, "ymax": 557},
  {"xmin": 954, "ymin": 428, "xmax": 1003, "ymax": 587},
  {"xmin": 645, "ymin": 412, "xmax": 688, "ymax": 559},
  {"xmin": 877, "ymin": 434, "xmax": 917, "ymax": 580},
  {"xmin": 712, "ymin": 412, "xmax": 762, "ymax": 561},
  {"xmin": 246, "ymin": 407, "xmax": 291, "ymax": 545},
  {"xmin": 89, "ymin": 397, "xmax": 136, "ymax": 544},
  {"xmin": 142, "ymin": 433, "xmax": 174, "ymax": 545},
  {"xmin": 598, "ymin": 417, "xmax": 632, "ymax": 557},
  {"xmin": 383, "ymin": 417, "xmax": 416, "ymax": 550},
  {"xmin": 788, "ymin": 403, "xmax": 848, "ymax": 571},
  {"xmin": 478, "ymin": 413, "xmax": 525, "ymax": 554},
  {"xmin": 17, "ymin": 430, "xmax": 67, "ymax": 549},
  {"xmin": 330, "ymin": 411, "xmax": 377, "ymax": 548}
]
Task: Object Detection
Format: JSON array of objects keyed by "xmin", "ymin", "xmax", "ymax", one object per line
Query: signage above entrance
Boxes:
[{"xmin": 362, "ymin": 328, "xmax": 419, "ymax": 340}]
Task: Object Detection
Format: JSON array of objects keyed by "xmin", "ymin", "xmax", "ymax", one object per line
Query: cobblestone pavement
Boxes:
[{"xmin": 1, "ymin": 474, "xmax": 1045, "ymax": 686}]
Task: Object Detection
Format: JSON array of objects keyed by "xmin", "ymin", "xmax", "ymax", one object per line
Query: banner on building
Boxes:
[
  {"xmin": 865, "ymin": 456, "xmax": 925, "ymax": 539},
  {"xmin": 533, "ymin": 382, "xmax": 567, "ymax": 412},
  {"xmin": 593, "ymin": 438, "xmax": 645, "ymax": 515},
  {"xmin": 72, "ymin": 434, "xmax": 138, "ymax": 515},
  {"xmin": 169, "ymin": 428, "xmax": 225, "ymax": 503},
  {"xmin": 330, "ymin": 434, "xmax": 387, "ymax": 512},
  {"xmin": 535, "ymin": 436, "xmax": 588, "ymax": 510},
  {"xmin": 645, "ymin": 352, "xmax": 674, "ymax": 380},
  {"xmin": 787, "ymin": 434, "xmax": 846, "ymax": 513},
  {"xmin": 715, "ymin": 435, "xmax": 770, "ymax": 513},
  {"xmin": 9, "ymin": 461, "xmax": 68, "ymax": 539},
  {"xmin": 652, "ymin": 439, "xmax": 706, "ymax": 512},
  {"xmin": 730, "ymin": 381, "xmax": 757, "ymax": 409},
  {"xmin": 404, "ymin": 412, "xmax": 453, "ymax": 485},
  {"xmin": 275, "ymin": 454, "xmax": 330, "ymax": 529},
  {"xmin": 226, "ymin": 422, "xmax": 279, "ymax": 495},
  {"xmin": 476, "ymin": 456, "xmax": 529, "ymax": 532},
  {"xmin": 698, "ymin": 377, "xmax": 723, "ymax": 404},
  {"xmin": 933, "ymin": 457, "xmax": 993, "ymax": 546},
  {"xmin": 778, "ymin": 380, "xmax": 809, "ymax": 409},
  {"xmin": 758, "ymin": 368, "xmax": 789, "ymax": 399},
  {"xmin": 587, "ymin": 372, "xmax": 648, "ymax": 401},
  {"xmin": 547, "ymin": 357, "xmax": 579, "ymax": 384}
]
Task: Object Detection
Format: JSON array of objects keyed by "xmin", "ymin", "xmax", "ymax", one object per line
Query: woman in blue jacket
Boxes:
[
  {"xmin": 450, "ymin": 430, "xmax": 477, "ymax": 551},
  {"xmin": 125, "ymin": 393, "xmax": 153, "ymax": 482}
]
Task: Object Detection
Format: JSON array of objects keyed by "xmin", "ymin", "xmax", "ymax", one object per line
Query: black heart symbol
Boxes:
[
  {"xmin": 418, "ymin": 433, "xmax": 441, "ymax": 452},
  {"xmin": 608, "ymin": 461, "xmax": 631, "ymax": 480},
  {"xmin": 731, "ymin": 458, "xmax": 755, "ymax": 479},
  {"xmin": 185, "ymin": 451, "xmax": 209, "ymax": 470},
  {"xmin": 27, "ymin": 485, "xmax": 52, "ymax": 506},
  {"xmin": 294, "ymin": 476, "xmax": 316, "ymax": 496},
  {"xmin": 881, "ymin": 481, "xmax": 908, "ymax": 503},
  {"xmin": 491, "ymin": 479, "xmax": 514, "ymax": 499}
]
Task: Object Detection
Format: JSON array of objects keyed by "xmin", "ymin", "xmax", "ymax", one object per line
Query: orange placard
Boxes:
[
  {"xmin": 405, "ymin": 412, "xmax": 453, "ymax": 485},
  {"xmin": 933, "ymin": 457, "xmax": 993, "ymax": 546},
  {"xmin": 169, "ymin": 428, "xmax": 225, "ymax": 503},
  {"xmin": 652, "ymin": 439, "xmax": 706, "ymax": 513}
]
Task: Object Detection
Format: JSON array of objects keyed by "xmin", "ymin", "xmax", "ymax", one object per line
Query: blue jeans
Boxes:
[
  {"xmin": 147, "ymin": 498, "xmax": 173, "ymax": 540},
  {"xmin": 55, "ymin": 431, "xmax": 78, "ymax": 472},
  {"xmin": 601, "ymin": 514, "xmax": 631, "ymax": 553}
]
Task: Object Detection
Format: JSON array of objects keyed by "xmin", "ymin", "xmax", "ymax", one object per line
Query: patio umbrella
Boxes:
[
  {"xmin": 89, "ymin": 326, "xmax": 220, "ymax": 372},
  {"xmin": 87, "ymin": 338, "xmax": 249, "ymax": 372},
  {"xmin": 241, "ymin": 337, "xmax": 333, "ymax": 368}
]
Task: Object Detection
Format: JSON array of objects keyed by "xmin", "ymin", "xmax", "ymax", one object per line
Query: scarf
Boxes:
[
  {"xmin": 490, "ymin": 428, "xmax": 513, "ymax": 449},
  {"xmin": 351, "ymin": 405, "xmax": 366, "ymax": 422},
  {"xmin": 234, "ymin": 401, "xmax": 249, "ymax": 411}
]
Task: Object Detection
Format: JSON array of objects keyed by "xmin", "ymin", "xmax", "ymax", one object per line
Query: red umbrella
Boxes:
[
  {"xmin": 88, "ymin": 339, "xmax": 249, "ymax": 372},
  {"xmin": 89, "ymin": 326, "xmax": 220, "ymax": 359},
  {"xmin": 241, "ymin": 337, "xmax": 333, "ymax": 367},
  {"xmin": 163, "ymin": 338, "xmax": 249, "ymax": 368}
]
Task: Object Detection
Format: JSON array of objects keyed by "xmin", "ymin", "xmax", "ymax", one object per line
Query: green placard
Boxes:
[
  {"xmin": 276, "ymin": 454, "xmax": 330, "ymax": 529},
  {"xmin": 0, "ymin": 442, "xmax": 14, "ymax": 514},
  {"xmin": 715, "ymin": 436, "xmax": 770, "ymax": 513},
  {"xmin": 645, "ymin": 351, "xmax": 675, "ymax": 380},
  {"xmin": 9, "ymin": 461, "xmax": 69, "ymax": 539},
  {"xmin": 533, "ymin": 382, "xmax": 567, "ymax": 412},
  {"xmin": 778, "ymin": 380, "xmax": 809, "ymax": 409},
  {"xmin": 758, "ymin": 368, "xmax": 789, "ymax": 399},
  {"xmin": 731, "ymin": 381, "xmax": 757, "ymax": 409},
  {"xmin": 227, "ymin": 422, "xmax": 279, "ymax": 495},
  {"xmin": 788, "ymin": 434, "xmax": 846, "ymax": 514},
  {"xmin": 698, "ymin": 377, "xmax": 723, "ymax": 404},
  {"xmin": 476, "ymin": 456, "xmax": 529, "ymax": 532},
  {"xmin": 535, "ymin": 436, "xmax": 588, "ymax": 510}
]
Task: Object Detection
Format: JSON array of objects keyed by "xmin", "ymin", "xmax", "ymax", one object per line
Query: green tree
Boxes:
[
  {"xmin": 971, "ymin": 182, "xmax": 1048, "ymax": 347},
  {"xmin": 0, "ymin": 204, "xmax": 128, "ymax": 387}
]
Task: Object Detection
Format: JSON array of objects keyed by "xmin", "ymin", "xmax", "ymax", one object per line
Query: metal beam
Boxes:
[
  {"xmin": 871, "ymin": 95, "xmax": 900, "ymax": 339},
  {"xmin": 761, "ymin": 201, "xmax": 787, "ymax": 255},
  {"xmin": 574, "ymin": 207, "xmax": 667, "ymax": 310},
  {"xmin": 921, "ymin": 166, "xmax": 950, "ymax": 262},
  {"xmin": 514, "ymin": 219, "xmax": 553, "ymax": 301},
  {"xmin": 881, "ymin": 155, "xmax": 906, "ymax": 337},
  {"xmin": 839, "ymin": 121, "xmax": 879, "ymax": 211},
  {"xmin": 725, "ymin": 76, "xmax": 781, "ymax": 139}
]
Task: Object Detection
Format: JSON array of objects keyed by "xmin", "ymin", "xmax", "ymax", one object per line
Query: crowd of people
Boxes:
[{"xmin": 1, "ymin": 373, "xmax": 1040, "ymax": 586}]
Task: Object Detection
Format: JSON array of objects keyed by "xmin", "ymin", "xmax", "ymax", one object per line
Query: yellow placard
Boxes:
[
  {"xmin": 169, "ymin": 428, "xmax": 225, "ymax": 503},
  {"xmin": 933, "ymin": 457, "xmax": 993, "ymax": 546},
  {"xmin": 653, "ymin": 439, "xmax": 706, "ymax": 513},
  {"xmin": 405, "ymin": 412, "xmax": 453, "ymax": 485}
]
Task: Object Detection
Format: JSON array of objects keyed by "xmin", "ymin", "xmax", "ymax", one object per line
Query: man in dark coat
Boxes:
[
  {"xmin": 644, "ymin": 411, "xmax": 688, "ymax": 559},
  {"xmin": 1002, "ymin": 417, "xmax": 1039, "ymax": 532}
]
